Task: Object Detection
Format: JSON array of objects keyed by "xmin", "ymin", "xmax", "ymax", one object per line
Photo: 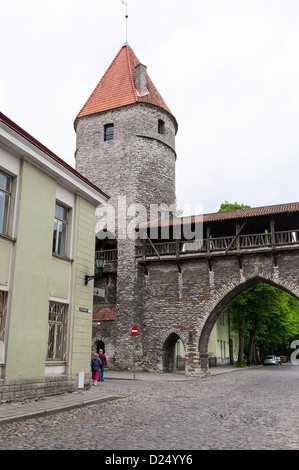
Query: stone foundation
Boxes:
[{"xmin": 0, "ymin": 375, "xmax": 79, "ymax": 403}]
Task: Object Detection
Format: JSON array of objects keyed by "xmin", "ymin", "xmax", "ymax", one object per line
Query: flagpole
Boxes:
[{"xmin": 121, "ymin": 0, "xmax": 129, "ymax": 44}]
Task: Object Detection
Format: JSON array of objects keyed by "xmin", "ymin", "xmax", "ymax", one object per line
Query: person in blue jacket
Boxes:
[{"xmin": 91, "ymin": 353, "xmax": 102, "ymax": 385}]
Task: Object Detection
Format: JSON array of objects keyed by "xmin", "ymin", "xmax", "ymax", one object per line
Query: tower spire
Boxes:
[
  {"xmin": 121, "ymin": 0, "xmax": 129, "ymax": 45},
  {"xmin": 75, "ymin": 45, "xmax": 177, "ymax": 130}
]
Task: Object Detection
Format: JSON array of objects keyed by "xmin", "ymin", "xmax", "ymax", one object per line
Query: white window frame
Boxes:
[
  {"xmin": 46, "ymin": 301, "xmax": 68, "ymax": 362},
  {"xmin": 0, "ymin": 290, "xmax": 8, "ymax": 363},
  {"xmin": 52, "ymin": 202, "xmax": 69, "ymax": 257},
  {"xmin": 0, "ymin": 170, "xmax": 12, "ymax": 236}
]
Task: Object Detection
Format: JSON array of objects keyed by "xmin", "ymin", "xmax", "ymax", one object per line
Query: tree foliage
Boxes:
[
  {"xmin": 227, "ymin": 284, "xmax": 299, "ymax": 363},
  {"xmin": 218, "ymin": 201, "xmax": 251, "ymax": 212}
]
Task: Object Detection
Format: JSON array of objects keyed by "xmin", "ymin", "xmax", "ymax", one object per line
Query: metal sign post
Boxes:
[
  {"xmin": 133, "ymin": 336, "xmax": 135, "ymax": 380},
  {"xmin": 131, "ymin": 326, "xmax": 138, "ymax": 380}
]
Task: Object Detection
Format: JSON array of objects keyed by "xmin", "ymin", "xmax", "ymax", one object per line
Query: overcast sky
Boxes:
[{"xmin": 1, "ymin": 0, "xmax": 299, "ymax": 215}]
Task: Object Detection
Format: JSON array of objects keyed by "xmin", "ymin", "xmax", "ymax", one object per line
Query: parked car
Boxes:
[
  {"xmin": 279, "ymin": 355, "xmax": 287, "ymax": 363},
  {"xmin": 263, "ymin": 355, "xmax": 278, "ymax": 365}
]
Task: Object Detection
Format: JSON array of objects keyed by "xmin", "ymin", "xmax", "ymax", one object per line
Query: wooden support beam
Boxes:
[
  {"xmin": 236, "ymin": 223, "xmax": 241, "ymax": 252},
  {"xmin": 237, "ymin": 256, "xmax": 243, "ymax": 270},
  {"xmin": 147, "ymin": 236, "xmax": 161, "ymax": 260},
  {"xmin": 142, "ymin": 262, "xmax": 148, "ymax": 275},
  {"xmin": 206, "ymin": 226, "xmax": 211, "ymax": 256},
  {"xmin": 270, "ymin": 218, "xmax": 276, "ymax": 250},
  {"xmin": 225, "ymin": 221, "xmax": 247, "ymax": 254},
  {"xmin": 270, "ymin": 217, "xmax": 277, "ymax": 267},
  {"xmin": 206, "ymin": 226, "xmax": 213, "ymax": 272},
  {"xmin": 176, "ymin": 238, "xmax": 181, "ymax": 272}
]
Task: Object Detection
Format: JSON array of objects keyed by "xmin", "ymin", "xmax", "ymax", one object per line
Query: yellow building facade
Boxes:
[
  {"xmin": 0, "ymin": 113, "xmax": 108, "ymax": 401},
  {"xmin": 208, "ymin": 311, "xmax": 239, "ymax": 366}
]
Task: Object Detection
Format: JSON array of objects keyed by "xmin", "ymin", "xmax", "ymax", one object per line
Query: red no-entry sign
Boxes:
[
  {"xmin": 131, "ymin": 326, "xmax": 138, "ymax": 336},
  {"xmin": 131, "ymin": 326, "xmax": 138, "ymax": 379}
]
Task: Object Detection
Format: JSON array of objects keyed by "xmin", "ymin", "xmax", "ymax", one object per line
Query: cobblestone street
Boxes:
[{"xmin": 0, "ymin": 364, "xmax": 298, "ymax": 451}]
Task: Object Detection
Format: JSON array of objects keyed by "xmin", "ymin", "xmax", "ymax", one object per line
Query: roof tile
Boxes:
[
  {"xmin": 144, "ymin": 202, "xmax": 299, "ymax": 228},
  {"xmin": 93, "ymin": 305, "xmax": 117, "ymax": 321}
]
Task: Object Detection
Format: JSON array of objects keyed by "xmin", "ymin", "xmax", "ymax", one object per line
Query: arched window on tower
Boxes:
[{"xmin": 104, "ymin": 124, "xmax": 114, "ymax": 141}]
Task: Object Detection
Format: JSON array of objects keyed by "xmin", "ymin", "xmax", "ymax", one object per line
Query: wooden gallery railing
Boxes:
[
  {"xmin": 96, "ymin": 249, "xmax": 118, "ymax": 263},
  {"xmin": 135, "ymin": 229, "xmax": 299, "ymax": 261}
]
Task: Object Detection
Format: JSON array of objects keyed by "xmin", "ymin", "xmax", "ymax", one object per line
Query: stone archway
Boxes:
[
  {"xmin": 198, "ymin": 275, "xmax": 299, "ymax": 374},
  {"xmin": 162, "ymin": 332, "xmax": 180, "ymax": 372},
  {"xmin": 161, "ymin": 331, "xmax": 187, "ymax": 373},
  {"xmin": 95, "ymin": 340, "xmax": 105, "ymax": 354}
]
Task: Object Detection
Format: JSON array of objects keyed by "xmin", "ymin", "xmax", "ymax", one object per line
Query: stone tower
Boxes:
[{"xmin": 74, "ymin": 44, "xmax": 178, "ymax": 369}]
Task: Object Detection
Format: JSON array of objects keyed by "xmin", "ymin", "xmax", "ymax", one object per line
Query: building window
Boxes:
[
  {"xmin": 0, "ymin": 290, "xmax": 7, "ymax": 343},
  {"xmin": 158, "ymin": 119, "xmax": 165, "ymax": 135},
  {"xmin": 53, "ymin": 203, "xmax": 69, "ymax": 257},
  {"xmin": 104, "ymin": 124, "xmax": 114, "ymax": 141},
  {"xmin": 0, "ymin": 171, "xmax": 12, "ymax": 235},
  {"xmin": 47, "ymin": 301, "xmax": 68, "ymax": 362}
]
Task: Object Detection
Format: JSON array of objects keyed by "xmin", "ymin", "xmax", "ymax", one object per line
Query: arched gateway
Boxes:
[
  {"xmin": 133, "ymin": 203, "xmax": 299, "ymax": 376},
  {"xmin": 198, "ymin": 275, "xmax": 299, "ymax": 374}
]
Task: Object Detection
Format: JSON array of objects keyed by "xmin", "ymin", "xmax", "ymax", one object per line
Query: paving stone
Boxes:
[{"xmin": 0, "ymin": 365, "xmax": 298, "ymax": 450}]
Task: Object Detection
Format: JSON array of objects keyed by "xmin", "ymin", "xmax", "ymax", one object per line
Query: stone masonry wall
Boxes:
[
  {"xmin": 132, "ymin": 250, "xmax": 299, "ymax": 376},
  {"xmin": 75, "ymin": 103, "xmax": 177, "ymax": 371},
  {"xmin": 0, "ymin": 376, "xmax": 77, "ymax": 403},
  {"xmin": 75, "ymin": 103, "xmax": 176, "ymax": 213}
]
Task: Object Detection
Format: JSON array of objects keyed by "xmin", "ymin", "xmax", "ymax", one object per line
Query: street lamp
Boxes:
[{"xmin": 85, "ymin": 248, "xmax": 105, "ymax": 285}]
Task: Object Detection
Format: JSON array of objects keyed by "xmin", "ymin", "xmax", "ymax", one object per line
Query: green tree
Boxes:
[
  {"xmin": 170, "ymin": 199, "xmax": 183, "ymax": 218},
  {"xmin": 218, "ymin": 201, "xmax": 251, "ymax": 212},
  {"xmin": 227, "ymin": 284, "xmax": 299, "ymax": 364},
  {"xmin": 218, "ymin": 200, "xmax": 251, "ymax": 364}
]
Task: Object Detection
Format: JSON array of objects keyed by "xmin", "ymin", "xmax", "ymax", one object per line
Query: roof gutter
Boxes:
[{"xmin": 0, "ymin": 112, "xmax": 110, "ymax": 201}]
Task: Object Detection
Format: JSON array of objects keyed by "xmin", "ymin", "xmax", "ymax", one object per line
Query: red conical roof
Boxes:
[{"xmin": 76, "ymin": 45, "xmax": 177, "ymax": 129}]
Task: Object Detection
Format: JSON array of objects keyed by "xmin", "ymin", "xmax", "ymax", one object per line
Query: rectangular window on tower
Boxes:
[
  {"xmin": 158, "ymin": 119, "xmax": 165, "ymax": 135},
  {"xmin": 104, "ymin": 124, "xmax": 114, "ymax": 141}
]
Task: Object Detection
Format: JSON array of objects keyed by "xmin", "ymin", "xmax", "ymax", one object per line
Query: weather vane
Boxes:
[{"xmin": 121, "ymin": 0, "xmax": 129, "ymax": 44}]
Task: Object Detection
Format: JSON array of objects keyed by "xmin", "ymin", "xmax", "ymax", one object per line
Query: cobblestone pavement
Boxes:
[{"xmin": 0, "ymin": 364, "xmax": 298, "ymax": 451}]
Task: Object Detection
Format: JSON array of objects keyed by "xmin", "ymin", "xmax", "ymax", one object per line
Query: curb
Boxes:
[{"xmin": 0, "ymin": 395, "xmax": 125, "ymax": 425}]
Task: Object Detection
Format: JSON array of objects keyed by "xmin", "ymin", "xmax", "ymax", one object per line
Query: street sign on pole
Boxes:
[
  {"xmin": 131, "ymin": 326, "xmax": 138, "ymax": 379},
  {"xmin": 131, "ymin": 326, "xmax": 138, "ymax": 336}
]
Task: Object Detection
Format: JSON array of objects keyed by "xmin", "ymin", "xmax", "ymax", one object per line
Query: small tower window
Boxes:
[
  {"xmin": 104, "ymin": 124, "xmax": 114, "ymax": 141},
  {"xmin": 158, "ymin": 119, "xmax": 165, "ymax": 135}
]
